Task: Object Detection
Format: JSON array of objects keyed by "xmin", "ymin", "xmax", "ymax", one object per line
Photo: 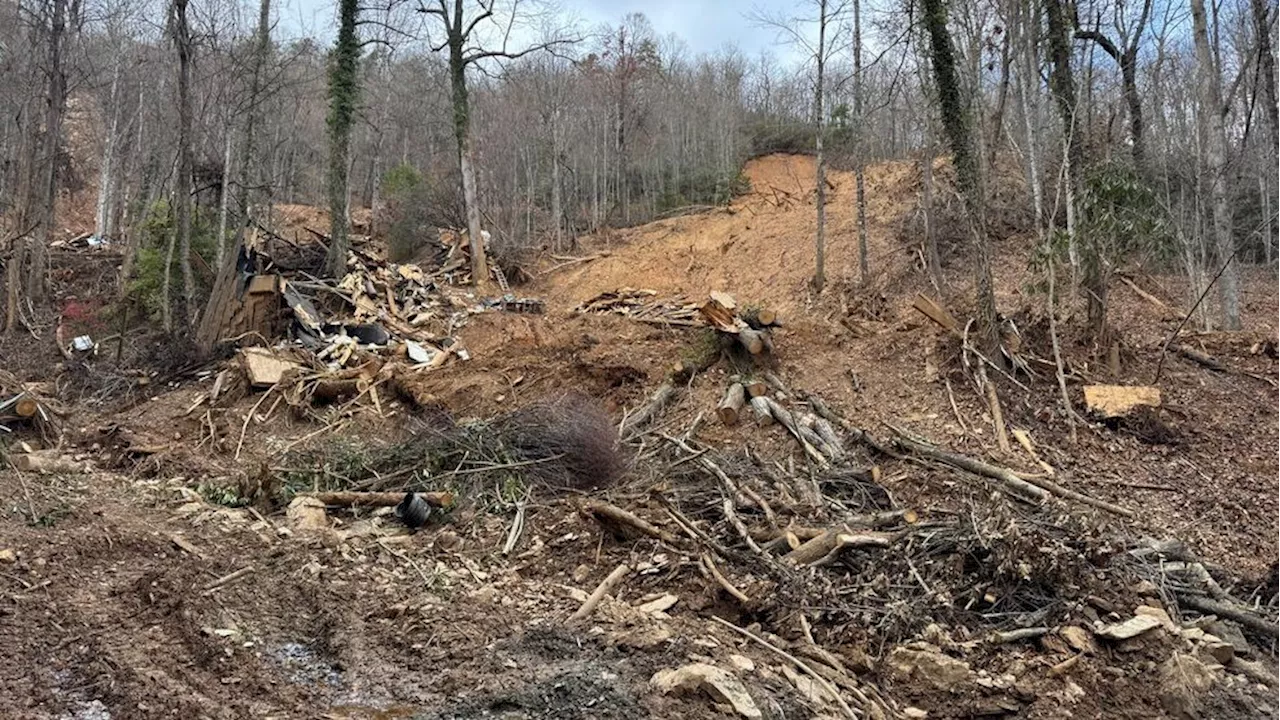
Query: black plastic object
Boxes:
[{"xmin": 395, "ymin": 492, "xmax": 431, "ymax": 529}]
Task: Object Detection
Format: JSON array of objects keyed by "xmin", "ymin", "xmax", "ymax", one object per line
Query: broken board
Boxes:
[
  {"xmin": 239, "ymin": 347, "xmax": 303, "ymax": 388},
  {"xmin": 1083, "ymin": 385, "xmax": 1161, "ymax": 418}
]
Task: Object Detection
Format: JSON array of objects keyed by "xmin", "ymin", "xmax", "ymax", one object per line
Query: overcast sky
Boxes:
[{"xmin": 276, "ymin": 0, "xmax": 809, "ymax": 60}]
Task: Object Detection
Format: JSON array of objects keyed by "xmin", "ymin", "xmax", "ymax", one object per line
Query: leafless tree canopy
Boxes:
[{"xmin": 0, "ymin": 0, "xmax": 1273, "ymax": 331}]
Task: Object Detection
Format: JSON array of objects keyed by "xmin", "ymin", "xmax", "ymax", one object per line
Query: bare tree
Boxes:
[
  {"xmin": 1191, "ymin": 0, "xmax": 1240, "ymax": 329},
  {"xmin": 1075, "ymin": 0, "xmax": 1154, "ymax": 176},
  {"xmin": 753, "ymin": 0, "xmax": 847, "ymax": 292},
  {"xmin": 170, "ymin": 0, "xmax": 196, "ymax": 327},
  {"xmin": 419, "ymin": 0, "xmax": 574, "ymax": 286}
]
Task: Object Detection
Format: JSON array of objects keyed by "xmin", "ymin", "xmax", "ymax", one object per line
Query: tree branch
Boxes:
[{"xmin": 1073, "ymin": 29, "xmax": 1120, "ymax": 62}]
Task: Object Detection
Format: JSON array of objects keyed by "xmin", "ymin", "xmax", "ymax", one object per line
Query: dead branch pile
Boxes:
[{"xmin": 276, "ymin": 392, "xmax": 623, "ymax": 499}]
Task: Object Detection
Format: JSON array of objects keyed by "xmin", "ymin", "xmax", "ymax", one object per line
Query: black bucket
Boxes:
[{"xmin": 395, "ymin": 492, "xmax": 431, "ymax": 529}]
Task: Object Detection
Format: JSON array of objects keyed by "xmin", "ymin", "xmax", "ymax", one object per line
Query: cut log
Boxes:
[
  {"xmin": 745, "ymin": 380, "xmax": 769, "ymax": 398},
  {"xmin": 1177, "ymin": 594, "xmax": 1280, "ymax": 639},
  {"xmin": 785, "ymin": 527, "xmax": 897, "ymax": 565},
  {"xmin": 581, "ymin": 500, "xmax": 682, "ymax": 545},
  {"xmin": 13, "ymin": 452, "xmax": 84, "ymax": 474},
  {"xmin": 717, "ymin": 383, "xmax": 746, "ymax": 426},
  {"xmin": 749, "ymin": 396, "xmax": 774, "ymax": 426},
  {"xmin": 761, "ymin": 397, "xmax": 829, "ymax": 468},
  {"xmin": 743, "ymin": 306, "xmax": 779, "ymax": 329},
  {"xmin": 1173, "ymin": 345, "xmax": 1225, "ymax": 372},
  {"xmin": 619, "ymin": 382, "xmax": 676, "ymax": 439},
  {"xmin": 737, "ymin": 328, "xmax": 770, "ymax": 355},
  {"xmin": 301, "ymin": 490, "xmax": 455, "ymax": 508},
  {"xmin": 11, "ymin": 394, "xmax": 38, "ymax": 418}
]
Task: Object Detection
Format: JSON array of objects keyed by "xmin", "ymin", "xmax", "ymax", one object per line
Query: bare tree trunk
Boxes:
[
  {"xmin": 921, "ymin": 144, "xmax": 941, "ymax": 288},
  {"xmin": 1262, "ymin": 172, "xmax": 1274, "ymax": 266},
  {"xmin": 170, "ymin": 0, "xmax": 196, "ymax": 328},
  {"xmin": 448, "ymin": 43, "xmax": 487, "ymax": 286},
  {"xmin": 30, "ymin": 0, "xmax": 74, "ymax": 305},
  {"xmin": 214, "ymin": 130, "xmax": 232, "ymax": 269},
  {"xmin": 853, "ymin": 0, "xmax": 869, "ymax": 284},
  {"xmin": 1254, "ymin": 0, "xmax": 1278, "ymax": 150},
  {"xmin": 95, "ymin": 55, "xmax": 123, "ymax": 241},
  {"xmin": 236, "ymin": 0, "xmax": 271, "ymax": 241},
  {"xmin": 814, "ymin": 0, "xmax": 828, "ymax": 292},
  {"xmin": 162, "ymin": 198, "xmax": 175, "ymax": 332},
  {"xmin": 551, "ymin": 109, "xmax": 563, "ymax": 251},
  {"xmin": 1191, "ymin": 0, "xmax": 1240, "ymax": 329},
  {"xmin": 1074, "ymin": 0, "xmax": 1153, "ymax": 176}
]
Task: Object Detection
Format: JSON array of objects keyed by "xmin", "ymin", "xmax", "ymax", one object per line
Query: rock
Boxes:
[
  {"xmin": 1205, "ymin": 620, "xmax": 1252, "ymax": 659},
  {"xmin": 1180, "ymin": 627, "xmax": 1206, "ymax": 643},
  {"xmin": 887, "ymin": 646, "xmax": 972, "ymax": 691},
  {"xmin": 1131, "ymin": 579, "xmax": 1160, "ymax": 596},
  {"xmin": 728, "ymin": 654, "xmax": 755, "ymax": 672},
  {"xmin": 616, "ymin": 625, "xmax": 671, "ymax": 650},
  {"xmin": 286, "ymin": 496, "xmax": 329, "ymax": 531},
  {"xmin": 1226, "ymin": 657, "xmax": 1277, "ymax": 687},
  {"xmin": 903, "ymin": 708, "xmax": 929, "ymax": 719},
  {"xmin": 1136, "ymin": 605, "xmax": 1179, "ymax": 633},
  {"xmin": 651, "ymin": 663, "xmax": 762, "ymax": 719},
  {"xmin": 1198, "ymin": 636, "xmax": 1235, "ymax": 665},
  {"xmin": 1158, "ymin": 652, "xmax": 1220, "ymax": 719},
  {"xmin": 1095, "ymin": 614, "xmax": 1163, "ymax": 640},
  {"xmin": 781, "ymin": 664, "xmax": 829, "ymax": 707},
  {"xmin": 635, "ymin": 594, "xmax": 679, "ymax": 615},
  {"xmin": 1060, "ymin": 626, "xmax": 1097, "ymax": 654},
  {"xmin": 0, "ymin": 549, "xmax": 15, "ymax": 563}
]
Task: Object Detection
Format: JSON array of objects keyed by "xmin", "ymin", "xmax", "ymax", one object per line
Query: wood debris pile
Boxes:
[{"xmin": 573, "ymin": 288, "xmax": 702, "ymax": 326}]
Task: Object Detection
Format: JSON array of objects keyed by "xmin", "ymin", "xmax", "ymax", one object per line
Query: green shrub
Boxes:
[{"xmin": 125, "ymin": 198, "xmax": 219, "ymax": 323}]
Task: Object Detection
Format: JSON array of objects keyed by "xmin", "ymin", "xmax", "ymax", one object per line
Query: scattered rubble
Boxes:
[{"xmin": 650, "ymin": 663, "xmax": 762, "ymax": 719}]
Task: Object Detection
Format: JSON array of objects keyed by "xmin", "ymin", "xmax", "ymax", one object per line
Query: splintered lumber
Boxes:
[
  {"xmin": 620, "ymin": 382, "xmax": 676, "ymax": 439},
  {"xmin": 301, "ymin": 491, "xmax": 455, "ymax": 508},
  {"xmin": 911, "ymin": 293, "xmax": 960, "ymax": 335},
  {"xmin": 760, "ymin": 397, "xmax": 829, "ymax": 468},
  {"xmin": 749, "ymin": 396, "xmax": 774, "ymax": 426},
  {"xmin": 699, "ymin": 292, "xmax": 741, "ymax": 332},
  {"xmin": 785, "ymin": 528, "xmax": 898, "ymax": 566},
  {"xmin": 892, "ymin": 432, "xmax": 1047, "ymax": 503},
  {"xmin": 718, "ymin": 383, "xmax": 746, "ymax": 426},
  {"xmin": 569, "ymin": 563, "xmax": 632, "ymax": 622},
  {"xmin": 582, "ymin": 500, "xmax": 681, "ymax": 545},
  {"xmin": 1083, "ymin": 385, "xmax": 1161, "ymax": 418}
]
